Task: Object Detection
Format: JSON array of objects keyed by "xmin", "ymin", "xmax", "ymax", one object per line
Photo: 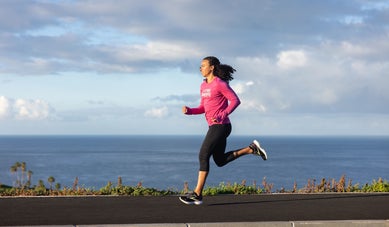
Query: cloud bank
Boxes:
[{"xmin": 0, "ymin": 0, "xmax": 388, "ymax": 135}]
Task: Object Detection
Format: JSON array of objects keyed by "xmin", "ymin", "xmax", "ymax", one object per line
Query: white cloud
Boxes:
[
  {"xmin": 312, "ymin": 89, "xmax": 338, "ymax": 105},
  {"xmin": 231, "ymin": 81, "xmax": 254, "ymax": 95},
  {"xmin": 113, "ymin": 41, "xmax": 203, "ymax": 63},
  {"xmin": 14, "ymin": 98, "xmax": 52, "ymax": 120},
  {"xmin": 277, "ymin": 50, "xmax": 307, "ymax": 69},
  {"xmin": 340, "ymin": 41, "xmax": 372, "ymax": 56},
  {"xmin": 0, "ymin": 96, "xmax": 11, "ymax": 119},
  {"xmin": 144, "ymin": 106, "xmax": 169, "ymax": 118},
  {"xmin": 0, "ymin": 96, "xmax": 54, "ymax": 120},
  {"xmin": 238, "ymin": 99, "xmax": 267, "ymax": 113},
  {"xmin": 341, "ymin": 15, "xmax": 364, "ymax": 25},
  {"xmin": 235, "ymin": 57, "xmax": 276, "ymax": 78}
]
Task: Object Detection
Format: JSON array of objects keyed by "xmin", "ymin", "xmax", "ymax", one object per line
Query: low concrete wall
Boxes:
[{"xmin": 74, "ymin": 219, "xmax": 389, "ymax": 227}]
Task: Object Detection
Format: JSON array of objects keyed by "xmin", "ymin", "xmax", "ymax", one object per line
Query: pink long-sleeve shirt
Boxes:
[{"xmin": 186, "ymin": 77, "xmax": 241, "ymax": 126}]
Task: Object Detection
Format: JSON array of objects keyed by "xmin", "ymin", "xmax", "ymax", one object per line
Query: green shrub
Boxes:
[
  {"xmin": 362, "ymin": 178, "xmax": 389, "ymax": 192},
  {"xmin": 1, "ymin": 172, "xmax": 388, "ymax": 196},
  {"xmin": 203, "ymin": 181, "xmax": 262, "ymax": 196}
]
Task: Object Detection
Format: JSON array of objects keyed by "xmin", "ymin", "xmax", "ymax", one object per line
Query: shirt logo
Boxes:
[{"xmin": 202, "ymin": 88, "xmax": 211, "ymax": 98}]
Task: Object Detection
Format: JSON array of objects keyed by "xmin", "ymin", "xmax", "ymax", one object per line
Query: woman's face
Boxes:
[{"xmin": 200, "ymin": 60, "xmax": 214, "ymax": 78}]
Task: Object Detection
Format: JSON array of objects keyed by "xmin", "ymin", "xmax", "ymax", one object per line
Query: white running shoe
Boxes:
[
  {"xmin": 179, "ymin": 192, "xmax": 203, "ymax": 205},
  {"xmin": 250, "ymin": 140, "xmax": 268, "ymax": 160}
]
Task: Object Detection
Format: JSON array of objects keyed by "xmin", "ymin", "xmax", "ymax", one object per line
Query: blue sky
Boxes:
[{"xmin": 0, "ymin": 0, "xmax": 388, "ymax": 135}]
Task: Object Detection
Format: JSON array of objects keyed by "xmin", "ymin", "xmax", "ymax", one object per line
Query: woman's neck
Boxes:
[{"xmin": 206, "ymin": 74, "xmax": 216, "ymax": 83}]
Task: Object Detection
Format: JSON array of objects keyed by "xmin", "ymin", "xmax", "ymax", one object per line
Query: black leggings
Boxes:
[{"xmin": 199, "ymin": 123, "xmax": 238, "ymax": 171}]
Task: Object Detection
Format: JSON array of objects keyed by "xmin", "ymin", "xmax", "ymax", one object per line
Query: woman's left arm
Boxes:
[{"xmin": 218, "ymin": 82, "xmax": 241, "ymax": 119}]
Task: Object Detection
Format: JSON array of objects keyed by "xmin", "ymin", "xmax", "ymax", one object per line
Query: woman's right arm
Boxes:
[
  {"xmin": 183, "ymin": 95, "xmax": 205, "ymax": 115},
  {"xmin": 183, "ymin": 105, "xmax": 205, "ymax": 115},
  {"xmin": 183, "ymin": 85, "xmax": 205, "ymax": 115}
]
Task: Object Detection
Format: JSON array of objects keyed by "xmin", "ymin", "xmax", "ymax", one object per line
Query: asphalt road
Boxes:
[{"xmin": 1, "ymin": 193, "xmax": 388, "ymax": 226}]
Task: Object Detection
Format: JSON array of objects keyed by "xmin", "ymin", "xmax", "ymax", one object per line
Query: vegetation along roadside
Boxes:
[{"xmin": 1, "ymin": 162, "xmax": 388, "ymax": 196}]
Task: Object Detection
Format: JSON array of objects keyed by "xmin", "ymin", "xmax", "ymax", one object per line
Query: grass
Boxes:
[
  {"xmin": 1, "ymin": 176, "xmax": 388, "ymax": 197},
  {"xmin": 2, "ymin": 162, "xmax": 388, "ymax": 196}
]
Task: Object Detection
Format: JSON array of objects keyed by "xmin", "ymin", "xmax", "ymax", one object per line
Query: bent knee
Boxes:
[{"xmin": 214, "ymin": 160, "xmax": 226, "ymax": 167}]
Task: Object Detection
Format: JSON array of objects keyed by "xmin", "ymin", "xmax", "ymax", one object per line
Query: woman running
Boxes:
[{"xmin": 179, "ymin": 56, "xmax": 268, "ymax": 205}]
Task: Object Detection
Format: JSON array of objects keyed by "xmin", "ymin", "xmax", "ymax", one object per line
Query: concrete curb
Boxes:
[{"xmin": 69, "ymin": 220, "xmax": 389, "ymax": 227}]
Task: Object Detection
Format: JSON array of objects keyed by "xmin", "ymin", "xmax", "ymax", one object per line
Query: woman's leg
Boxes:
[
  {"xmin": 194, "ymin": 125, "xmax": 226, "ymax": 196},
  {"xmin": 194, "ymin": 171, "xmax": 208, "ymax": 196},
  {"xmin": 232, "ymin": 146, "xmax": 256, "ymax": 157},
  {"xmin": 194, "ymin": 124, "xmax": 257, "ymax": 196},
  {"xmin": 212, "ymin": 124, "xmax": 255, "ymax": 167}
]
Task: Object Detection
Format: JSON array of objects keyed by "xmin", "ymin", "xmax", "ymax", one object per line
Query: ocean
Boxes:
[{"xmin": 0, "ymin": 135, "xmax": 388, "ymax": 191}]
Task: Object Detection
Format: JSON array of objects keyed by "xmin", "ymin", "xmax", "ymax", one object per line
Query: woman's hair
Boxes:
[{"xmin": 203, "ymin": 56, "xmax": 235, "ymax": 83}]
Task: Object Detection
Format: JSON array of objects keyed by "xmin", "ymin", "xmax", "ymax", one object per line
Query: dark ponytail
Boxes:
[{"xmin": 203, "ymin": 56, "xmax": 235, "ymax": 83}]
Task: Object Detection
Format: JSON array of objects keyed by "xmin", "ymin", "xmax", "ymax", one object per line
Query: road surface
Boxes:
[{"xmin": 1, "ymin": 193, "xmax": 388, "ymax": 226}]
